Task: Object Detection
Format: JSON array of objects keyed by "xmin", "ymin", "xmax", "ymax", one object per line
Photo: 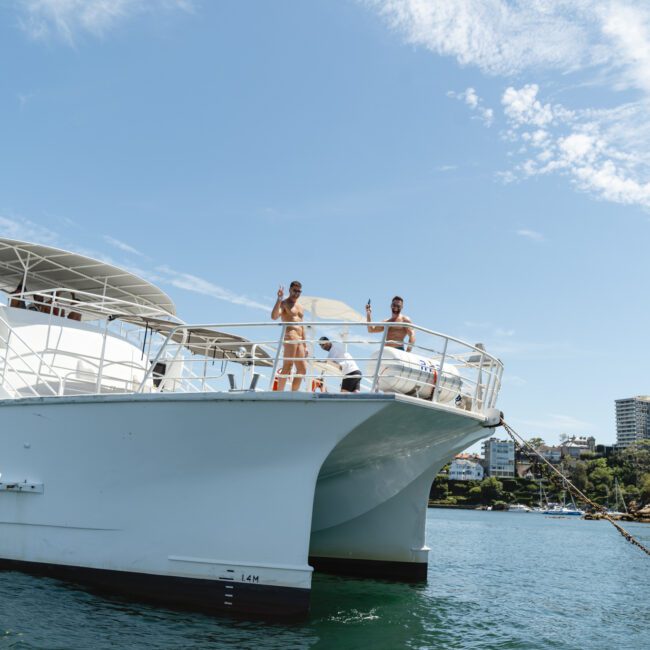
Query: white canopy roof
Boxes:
[
  {"xmin": 301, "ymin": 296, "xmax": 364, "ymax": 322},
  {"xmin": 0, "ymin": 238, "xmax": 175, "ymax": 317},
  {"xmin": 118, "ymin": 315, "xmax": 273, "ymax": 366}
]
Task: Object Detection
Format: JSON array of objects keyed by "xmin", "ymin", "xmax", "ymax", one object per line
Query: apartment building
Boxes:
[
  {"xmin": 481, "ymin": 437, "xmax": 515, "ymax": 478},
  {"xmin": 615, "ymin": 396, "xmax": 650, "ymax": 448}
]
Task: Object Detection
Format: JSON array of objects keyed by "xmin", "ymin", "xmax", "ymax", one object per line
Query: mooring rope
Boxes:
[{"xmin": 500, "ymin": 418, "xmax": 650, "ymax": 557}]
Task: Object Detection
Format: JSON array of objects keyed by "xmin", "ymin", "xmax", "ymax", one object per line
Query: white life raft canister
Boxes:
[{"xmin": 367, "ymin": 348, "xmax": 462, "ymax": 403}]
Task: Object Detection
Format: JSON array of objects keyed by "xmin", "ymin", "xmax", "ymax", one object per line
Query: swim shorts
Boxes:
[{"xmin": 341, "ymin": 370, "xmax": 362, "ymax": 392}]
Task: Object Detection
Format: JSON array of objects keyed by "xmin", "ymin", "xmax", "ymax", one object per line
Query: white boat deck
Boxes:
[
  {"xmin": 0, "ymin": 237, "xmax": 503, "ymax": 418},
  {"xmin": 0, "ymin": 300, "xmax": 503, "ymax": 418}
]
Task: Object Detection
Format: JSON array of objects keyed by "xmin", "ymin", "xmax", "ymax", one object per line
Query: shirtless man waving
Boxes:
[
  {"xmin": 271, "ymin": 280, "xmax": 307, "ymax": 391},
  {"xmin": 366, "ymin": 295, "xmax": 416, "ymax": 352}
]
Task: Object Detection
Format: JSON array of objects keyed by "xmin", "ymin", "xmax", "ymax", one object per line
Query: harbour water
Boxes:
[{"xmin": 1, "ymin": 509, "xmax": 648, "ymax": 650}]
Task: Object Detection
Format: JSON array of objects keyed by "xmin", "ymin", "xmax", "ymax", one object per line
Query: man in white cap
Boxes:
[{"xmin": 318, "ymin": 337, "xmax": 362, "ymax": 393}]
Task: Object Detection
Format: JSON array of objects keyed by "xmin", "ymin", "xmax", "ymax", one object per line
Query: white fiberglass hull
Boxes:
[
  {"xmin": 0, "ymin": 392, "xmax": 496, "ymax": 616},
  {"xmin": 310, "ymin": 395, "xmax": 493, "ymax": 578}
]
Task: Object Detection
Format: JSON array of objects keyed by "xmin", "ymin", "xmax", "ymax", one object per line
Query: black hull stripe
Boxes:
[
  {"xmin": 309, "ymin": 556, "xmax": 428, "ymax": 582},
  {"xmin": 0, "ymin": 558, "xmax": 310, "ymax": 619}
]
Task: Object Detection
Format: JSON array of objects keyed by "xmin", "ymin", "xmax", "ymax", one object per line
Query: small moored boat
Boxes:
[{"xmin": 508, "ymin": 504, "xmax": 531, "ymax": 512}]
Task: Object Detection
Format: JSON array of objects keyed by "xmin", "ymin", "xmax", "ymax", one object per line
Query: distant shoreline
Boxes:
[
  {"xmin": 428, "ymin": 502, "xmax": 650, "ymax": 522},
  {"xmin": 428, "ymin": 503, "xmax": 483, "ymax": 510}
]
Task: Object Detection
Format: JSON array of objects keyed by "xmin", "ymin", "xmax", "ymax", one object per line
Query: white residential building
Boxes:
[
  {"xmin": 560, "ymin": 436, "xmax": 596, "ymax": 459},
  {"xmin": 616, "ymin": 396, "xmax": 650, "ymax": 448},
  {"xmin": 482, "ymin": 438, "xmax": 515, "ymax": 478},
  {"xmin": 538, "ymin": 444, "xmax": 563, "ymax": 463},
  {"xmin": 449, "ymin": 458, "xmax": 484, "ymax": 481}
]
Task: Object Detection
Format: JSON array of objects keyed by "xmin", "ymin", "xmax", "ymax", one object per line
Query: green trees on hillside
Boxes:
[
  {"xmin": 538, "ymin": 441, "xmax": 650, "ymax": 509},
  {"xmin": 611, "ymin": 440, "xmax": 650, "ymax": 487},
  {"xmin": 587, "ymin": 459, "xmax": 614, "ymax": 501},
  {"xmin": 565, "ymin": 441, "xmax": 650, "ymax": 507},
  {"xmin": 430, "ymin": 441, "xmax": 650, "ymax": 509},
  {"xmin": 641, "ymin": 475, "xmax": 650, "ymax": 505},
  {"xmin": 480, "ymin": 477, "xmax": 504, "ymax": 503}
]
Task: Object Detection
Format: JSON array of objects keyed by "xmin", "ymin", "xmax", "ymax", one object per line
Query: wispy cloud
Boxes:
[
  {"xmin": 516, "ymin": 228, "xmax": 545, "ymax": 242},
  {"xmin": 369, "ymin": 1, "xmax": 650, "ymax": 210},
  {"xmin": 463, "ymin": 320, "xmax": 491, "ymax": 329},
  {"xmin": 85, "ymin": 258, "xmax": 271, "ymax": 313},
  {"xmin": 17, "ymin": 92, "xmax": 35, "ymax": 108},
  {"xmin": 0, "ymin": 214, "xmax": 270, "ymax": 313},
  {"xmin": 447, "ymin": 88, "xmax": 494, "ymax": 126},
  {"xmin": 18, "ymin": 0, "xmax": 193, "ymax": 43},
  {"xmin": 500, "ymin": 84, "xmax": 650, "ymax": 208},
  {"xmin": 487, "ymin": 339, "xmax": 580, "ymax": 361},
  {"xmin": 0, "ymin": 214, "xmax": 60, "ymax": 244},
  {"xmin": 517, "ymin": 413, "xmax": 592, "ymax": 436},
  {"xmin": 463, "ymin": 321, "xmax": 516, "ymax": 338},
  {"xmin": 502, "ymin": 375, "xmax": 527, "ymax": 387},
  {"xmin": 460, "ymin": 324, "xmax": 578, "ymax": 361},
  {"xmin": 368, "ymin": 1, "xmax": 640, "ymax": 82},
  {"xmin": 103, "ymin": 235, "xmax": 145, "ymax": 257},
  {"xmin": 155, "ymin": 265, "xmax": 271, "ymax": 312}
]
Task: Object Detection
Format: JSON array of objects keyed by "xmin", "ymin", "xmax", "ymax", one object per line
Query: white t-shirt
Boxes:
[{"xmin": 327, "ymin": 343, "xmax": 360, "ymax": 376}]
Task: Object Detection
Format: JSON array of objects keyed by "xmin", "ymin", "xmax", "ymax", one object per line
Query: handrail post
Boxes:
[
  {"xmin": 1, "ymin": 329, "xmax": 10, "ymax": 387},
  {"xmin": 303, "ymin": 326, "xmax": 312, "ymax": 393},
  {"xmin": 269, "ymin": 323, "xmax": 286, "ymax": 390},
  {"xmin": 483, "ymin": 360, "xmax": 495, "ymax": 414},
  {"xmin": 491, "ymin": 366, "xmax": 503, "ymax": 409},
  {"xmin": 165, "ymin": 328, "xmax": 188, "ymax": 393},
  {"xmin": 371, "ymin": 323, "xmax": 389, "ymax": 393},
  {"xmin": 135, "ymin": 326, "xmax": 176, "ymax": 393},
  {"xmin": 250, "ymin": 343, "xmax": 259, "ymax": 383},
  {"xmin": 95, "ymin": 319, "xmax": 109, "ymax": 394},
  {"xmin": 472, "ymin": 353, "xmax": 484, "ymax": 413},
  {"xmin": 433, "ymin": 337, "xmax": 448, "ymax": 404}
]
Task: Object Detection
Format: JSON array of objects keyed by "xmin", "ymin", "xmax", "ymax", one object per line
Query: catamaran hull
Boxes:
[
  {"xmin": 310, "ymin": 396, "xmax": 492, "ymax": 579},
  {"xmin": 0, "ymin": 392, "xmax": 495, "ymax": 616}
]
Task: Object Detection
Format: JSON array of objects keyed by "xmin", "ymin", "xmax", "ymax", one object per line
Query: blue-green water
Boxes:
[{"xmin": 1, "ymin": 510, "xmax": 649, "ymax": 650}]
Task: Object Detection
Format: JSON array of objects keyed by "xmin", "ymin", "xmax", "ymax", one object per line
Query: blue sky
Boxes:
[{"xmin": 1, "ymin": 0, "xmax": 649, "ymax": 445}]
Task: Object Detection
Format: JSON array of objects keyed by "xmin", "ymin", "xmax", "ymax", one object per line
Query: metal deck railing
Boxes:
[
  {"xmin": 0, "ymin": 296, "xmax": 503, "ymax": 416},
  {"xmin": 135, "ymin": 321, "xmax": 503, "ymax": 415}
]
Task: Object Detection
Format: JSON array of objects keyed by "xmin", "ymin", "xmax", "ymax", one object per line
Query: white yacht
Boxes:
[
  {"xmin": 508, "ymin": 504, "xmax": 531, "ymax": 512},
  {"xmin": 542, "ymin": 505, "xmax": 584, "ymax": 516},
  {"xmin": 0, "ymin": 239, "xmax": 504, "ymax": 617}
]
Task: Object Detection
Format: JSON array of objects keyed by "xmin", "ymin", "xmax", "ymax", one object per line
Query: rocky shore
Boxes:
[{"xmin": 577, "ymin": 506, "xmax": 650, "ymax": 523}]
